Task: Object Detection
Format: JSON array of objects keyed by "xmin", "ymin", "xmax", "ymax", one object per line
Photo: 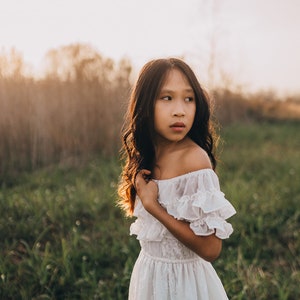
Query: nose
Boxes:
[{"xmin": 172, "ymin": 101, "xmax": 185, "ymax": 117}]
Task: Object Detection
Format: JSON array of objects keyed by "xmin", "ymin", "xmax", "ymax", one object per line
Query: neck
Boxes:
[{"xmin": 154, "ymin": 136, "xmax": 191, "ymax": 160}]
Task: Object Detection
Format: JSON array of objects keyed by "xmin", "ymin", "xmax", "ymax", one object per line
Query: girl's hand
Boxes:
[{"xmin": 134, "ymin": 169, "xmax": 159, "ymax": 213}]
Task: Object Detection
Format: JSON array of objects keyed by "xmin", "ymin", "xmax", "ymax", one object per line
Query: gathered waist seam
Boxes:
[{"xmin": 140, "ymin": 249, "xmax": 203, "ymax": 264}]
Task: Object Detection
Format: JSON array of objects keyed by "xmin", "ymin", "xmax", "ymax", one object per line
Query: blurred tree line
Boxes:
[{"xmin": 0, "ymin": 44, "xmax": 299, "ymax": 182}]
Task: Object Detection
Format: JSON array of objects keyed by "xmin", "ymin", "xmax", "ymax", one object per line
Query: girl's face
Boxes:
[{"xmin": 154, "ymin": 68, "xmax": 196, "ymax": 145}]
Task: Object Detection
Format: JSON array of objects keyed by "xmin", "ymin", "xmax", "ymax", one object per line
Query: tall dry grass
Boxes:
[
  {"xmin": 0, "ymin": 45, "xmax": 131, "ymax": 181},
  {"xmin": 0, "ymin": 79, "xmax": 130, "ymax": 180},
  {"xmin": 213, "ymin": 88, "xmax": 300, "ymax": 125}
]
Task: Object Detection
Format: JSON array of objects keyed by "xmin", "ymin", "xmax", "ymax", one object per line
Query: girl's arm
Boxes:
[{"xmin": 135, "ymin": 169, "xmax": 222, "ymax": 262}]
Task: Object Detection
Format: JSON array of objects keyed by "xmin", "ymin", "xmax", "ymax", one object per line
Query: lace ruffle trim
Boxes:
[{"xmin": 130, "ymin": 189, "xmax": 236, "ymax": 241}]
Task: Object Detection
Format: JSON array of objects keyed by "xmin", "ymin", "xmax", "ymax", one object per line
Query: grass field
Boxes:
[{"xmin": 0, "ymin": 121, "xmax": 299, "ymax": 299}]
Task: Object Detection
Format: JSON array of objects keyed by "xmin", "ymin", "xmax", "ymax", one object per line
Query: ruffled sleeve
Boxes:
[
  {"xmin": 175, "ymin": 189, "xmax": 236, "ymax": 239},
  {"xmin": 130, "ymin": 197, "xmax": 168, "ymax": 241},
  {"xmin": 130, "ymin": 169, "xmax": 236, "ymax": 241}
]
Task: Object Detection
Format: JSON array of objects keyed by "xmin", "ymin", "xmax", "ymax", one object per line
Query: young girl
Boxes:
[{"xmin": 118, "ymin": 58, "xmax": 236, "ymax": 300}]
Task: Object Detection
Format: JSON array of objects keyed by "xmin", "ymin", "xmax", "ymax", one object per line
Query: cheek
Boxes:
[
  {"xmin": 153, "ymin": 106, "xmax": 162, "ymax": 129},
  {"xmin": 153, "ymin": 105, "xmax": 159, "ymax": 123},
  {"xmin": 154, "ymin": 102, "xmax": 166, "ymax": 119},
  {"xmin": 187, "ymin": 107, "xmax": 196, "ymax": 128},
  {"xmin": 189, "ymin": 104, "xmax": 196, "ymax": 119}
]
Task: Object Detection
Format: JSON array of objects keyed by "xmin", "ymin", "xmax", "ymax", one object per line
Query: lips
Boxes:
[
  {"xmin": 170, "ymin": 122, "xmax": 186, "ymax": 132},
  {"xmin": 170, "ymin": 122, "xmax": 186, "ymax": 128}
]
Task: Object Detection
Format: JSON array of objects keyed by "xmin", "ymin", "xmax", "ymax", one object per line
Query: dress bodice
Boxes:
[{"xmin": 130, "ymin": 169, "xmax": 236, "ymax": 260}]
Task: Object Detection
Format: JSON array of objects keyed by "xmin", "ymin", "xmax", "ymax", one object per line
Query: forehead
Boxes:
[{"xmin": 160, "ymin": 68, "xmax": 192, "ymax": 91}]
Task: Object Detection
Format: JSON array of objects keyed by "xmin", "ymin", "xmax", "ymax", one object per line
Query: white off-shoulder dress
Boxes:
[{"xmin": 128, "ymin": 169, "xmax": 236, "ymax": 300}]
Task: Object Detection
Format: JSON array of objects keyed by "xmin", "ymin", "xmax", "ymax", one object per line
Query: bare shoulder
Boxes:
[
  {"xmin": 181, "ymin": 140, "xmax": 212, "ymax": 173},
  {"xmin": 154, "ymin": 138, "xmax": 212, "ymax": 179}
]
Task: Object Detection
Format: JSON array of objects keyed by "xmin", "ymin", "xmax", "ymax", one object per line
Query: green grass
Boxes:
[
  {"xmin": 0, "ymin": 159, "xmax": 139, "ymax": 299},
  {"xmin": 0, "ymin": 121, "xmax": 299, "ymax": 299},
  {"xmin": 216, "ymin": 121, "xmax": 300, "ymax": 299}
]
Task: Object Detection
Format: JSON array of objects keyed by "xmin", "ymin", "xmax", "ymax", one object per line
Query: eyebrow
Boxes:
[{"xmin": 159, "ymin": 88, "xmax": 194, "ymax": 93}]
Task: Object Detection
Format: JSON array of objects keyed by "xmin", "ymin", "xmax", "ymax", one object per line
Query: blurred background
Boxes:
[
  {"xmin": 0, "ymin": 0, "xmax": 299, "ymax": 176},
  {"xmin": 0, "ymin": 1, "xmax": 299, "ymax": 299},
  {"xmin": 1, "ymin": 0, "xmax": 300, "ymax": 178}
]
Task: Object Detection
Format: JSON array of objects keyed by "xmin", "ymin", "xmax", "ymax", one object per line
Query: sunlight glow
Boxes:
[{"xmin": 0, "ymin": 0, "xmax": 299, "ymax": 94}]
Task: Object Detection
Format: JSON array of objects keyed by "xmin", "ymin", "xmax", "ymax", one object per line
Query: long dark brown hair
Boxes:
[{"xmin": 118, "ymin": 58, "xmax": 218, "ymax": 216}]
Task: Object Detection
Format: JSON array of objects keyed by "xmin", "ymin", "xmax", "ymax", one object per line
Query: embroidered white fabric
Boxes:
[{"xmin": 129, "ymin": 169, "xmax": 236, "ymax": 300}]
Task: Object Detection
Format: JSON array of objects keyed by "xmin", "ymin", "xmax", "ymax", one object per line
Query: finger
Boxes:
[
  {"xmin": 135, "ymin": 169, "xmax": 151, "ymax": 187},
  {"xmin": 139, "ymin": 169, "xmax": 151, "ymax": 175},
  {"xmin": 132, "ymin": 170, "xmax": 140, "ymax": 186},
  {"xmin": 133, "ymin": 169, "xmax": 146, "ymax": 188},
  {"xmin": 140, "ymin": 169, "xmax": 152, "ymax": 182},
  {"xmin": 136, "ymin": 169, "xmax": 151, "ymax": 180}
]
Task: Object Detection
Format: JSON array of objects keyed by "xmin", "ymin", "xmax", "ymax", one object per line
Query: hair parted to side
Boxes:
[{"xmin": 118, "ymin": 58, "xmax": 218, "ymax": 216}]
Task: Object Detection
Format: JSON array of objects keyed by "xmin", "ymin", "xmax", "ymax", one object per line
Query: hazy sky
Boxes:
[{"xmin": 1, "ymin": 0, "xmax": 299, "ymax": 95}]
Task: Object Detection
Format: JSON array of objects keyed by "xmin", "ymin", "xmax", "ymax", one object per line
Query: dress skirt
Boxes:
[{"xmin": 128, "ymin": 249, "xmax": 229, "ymax": 300}]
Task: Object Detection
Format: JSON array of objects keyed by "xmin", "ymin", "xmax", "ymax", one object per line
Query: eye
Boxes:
[
  {"xmin": 161, "ymin": 95, "xmax": 172, "ymax": 101},
  {"xmin": 184, "ymin": 97, "xmax": 194, "ymax": 102}
]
